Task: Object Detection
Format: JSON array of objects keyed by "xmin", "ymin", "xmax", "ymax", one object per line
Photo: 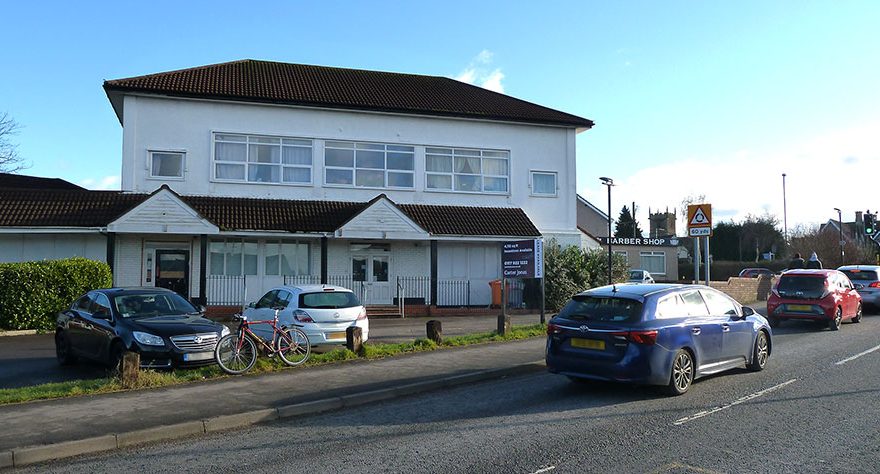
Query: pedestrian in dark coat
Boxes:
[
  {"xmin": 805, "ymin": 252, "xmax": 823, "ymax": 269},
  {"xmin": 788, "ymin": 252, "xmax": 805, "ymax": 269}
]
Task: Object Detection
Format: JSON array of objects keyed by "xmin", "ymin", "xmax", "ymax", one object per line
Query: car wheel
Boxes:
[
  {"xmin": 108, "ymin": 342, "xmax": 125, "ymax": 376},
  {"xmin": 55, "ymin": 331, "xmax": 77, "ymax": 366},
  {"xmin": 747, "ymin": 331, "xmax": 769, "ymax": 371},
  {"xmin": 852, "ymin": 304, "xmax": 862, "ymax": 323},
  {"xmin": 769, "ymin": 317, "xmax": 781, "ymax": 328},
  {"xmin": 665, "ymin": 349, "xmax": 694, "ymax": 396},
  {"xmin": 828, "ymin": 307, "xmax": 842, "ymax": 331}
]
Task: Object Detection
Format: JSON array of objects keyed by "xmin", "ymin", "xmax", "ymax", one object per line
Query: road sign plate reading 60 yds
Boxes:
[{"xmin": 687, "ymin": 204, "xmax": 712, "ymax": 237}]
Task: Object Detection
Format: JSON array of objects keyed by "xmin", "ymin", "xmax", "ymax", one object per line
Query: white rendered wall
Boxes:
[{"xmin": 121, "ymin": 95, "xmax": 579, "ymax": 236}]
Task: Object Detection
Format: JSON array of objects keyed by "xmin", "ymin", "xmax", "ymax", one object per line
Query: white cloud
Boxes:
[
  {"xmin": 455, "ymin": 50, "xmax": 505, "ymax": 93},
  {"xmin": 79, "ymin": 175, "xmax": 120, "ymax": 190},
  {"xmin": 580, "ymin": 120, "xmax": 880, "ymax": 234}
]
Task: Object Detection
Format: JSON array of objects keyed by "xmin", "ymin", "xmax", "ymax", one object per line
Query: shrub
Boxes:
[
  {"xmin": 540, "ymin": 240, "xmax": 630, "ymax": 312},
  {"xmin": 0, "ymin": 258, "xmax": 112, "ymax": 331}
]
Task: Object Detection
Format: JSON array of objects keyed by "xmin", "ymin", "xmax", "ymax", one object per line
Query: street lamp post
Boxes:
[
  {"xmin": 834, "ymin": 207, "xmax": 844, "ymax": 265},
  {"xmin": 600, "ymin": 177, "xmax": 614, "ymax": 285},
  {"xmin": 782, "ymin": 173, "xmax": 788, "ymax": 243}
]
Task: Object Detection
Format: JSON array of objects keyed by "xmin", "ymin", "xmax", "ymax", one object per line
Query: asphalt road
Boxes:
[
  {"xmin": 0, "ymin": 313, "xmax": 540, "ymax": 389},
  {"xmin": 18, "ymin": 312, "xmax": 880, "ymax": 473}
]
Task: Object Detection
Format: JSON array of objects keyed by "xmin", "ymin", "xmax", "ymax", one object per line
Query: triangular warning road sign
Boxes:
[{"xmin": 690, "ymin": 207, "xmax": 709, "ymax": 226}]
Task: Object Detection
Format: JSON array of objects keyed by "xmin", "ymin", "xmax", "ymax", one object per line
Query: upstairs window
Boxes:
[
  {"xmin": 213, "ymin": 133, "xmax": 312, "ymax": 184},
  {"xmin": 426, "ymin": 147, "xmax": 509, "ymax": 193},
  {"xmin": 530, "ymin": 171, "xmax": 557, "ymax": 196},
  {"xmin": 324, "ymin": 141, "xmax": 414, "ymax": 189},
  {"xmin": 150, "ymin": 151, "xmax": 185, "ymax": 179}
]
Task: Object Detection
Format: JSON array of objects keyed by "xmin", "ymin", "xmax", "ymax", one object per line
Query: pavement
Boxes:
[
  {"xmin": 0, "ymin": 313, "xmax": 547, "ymax": 469},
  {"xmin": 0, "ymin": 304, "xmax": 768, "ymax": 469}
]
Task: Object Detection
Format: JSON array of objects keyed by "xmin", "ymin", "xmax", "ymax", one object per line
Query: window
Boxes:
[
  {"xmin": 209, "ymin": 239, "xmax": 259, "ymax": 276},
  {"xmin": 265, "ymin": 241, "xmax": 309, "ymax": 276},
  {"xmin": 680, "ymin": 291, "xmax": 709, "ymax": 316},
  {"xmin": 150, "ymin": 151, "xmax": 184, "ymax": 178},
  {"xmin": 614, "ymin": 250, "xmax": 629, "ymax": 264},
  {"xmin": 324, "ymin": 141, "xmax": 414, "ymax": 189},
  {"xmin": 701, "ymin": 290, "xmax": 739, "ymax": 316},
  {"xmin": 425, "ymin": 147, "xmax": 509, "ymax": 193},
  {"xmin": 213, "ymin": 133, "xmax": 312, "ymax": 184},
  {"xmin": 530, "ymin": 171, "xmax": 557, "ymax": 196},
  {"xmin": 639, "ymin": 251, "xmax": 666, "ymax": 276}
]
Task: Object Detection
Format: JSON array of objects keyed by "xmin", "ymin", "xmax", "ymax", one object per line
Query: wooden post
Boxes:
[
  {"xmin": 426, "ymin": 320, "xmax": 443, "ymax": 344},
  {"xmin": 121, "ymin": 351, "xmax": 139, "ymax": 388},
  {"xmin": 346, "ymin": 326, "xmax": 363, "ymax": 354}
]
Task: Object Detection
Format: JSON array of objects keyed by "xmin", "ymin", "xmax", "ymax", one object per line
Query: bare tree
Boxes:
[
  {"xmin": 0, "ymin": 112, "xmax": 27, "ymax": 173},
  {"xmin": 789, "ymin": 223, "xmax": 876, "ymax": 267}
]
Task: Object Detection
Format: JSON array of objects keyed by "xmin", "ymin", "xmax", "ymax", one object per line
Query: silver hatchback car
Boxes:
[{"xmin": 838, "ymin": 265, "xmax": 880, "ymax": 310}]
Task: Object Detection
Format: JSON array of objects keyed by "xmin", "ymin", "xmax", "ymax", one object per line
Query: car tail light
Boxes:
[
  {"xmin": 611, "ymin": 330, "xmax": 658, "ymax": 345},
  {"xmin": 547, "ymin": 323, "xmax": 563, "ymax": 335},
  {"xmin": 293, "ymin": 309, "xmax": 314, "ymax": 323},
  {"xmin": 869, "ymin": 282, "xmax": 880, "ymax": 288},
  {"xmin": 357, "ymin": 307, "xmax": 367, "ymax": 320}
]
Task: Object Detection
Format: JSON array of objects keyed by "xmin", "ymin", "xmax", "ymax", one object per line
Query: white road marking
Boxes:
[
  {"xmin": 672, "ymin": 379, "xmax": 797, "ymax": 426},
  {"xmin": 835, "ymin": 343, "xmax": 880, "ymax": 365},
  {"xmin": 531, "ymin": 466, "xmax": 556, "ymax": 474}
]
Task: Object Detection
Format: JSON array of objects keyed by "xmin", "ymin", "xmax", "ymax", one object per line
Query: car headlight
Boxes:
[
  {"xmin": 221, "ymin": 326, "xmax": 231, "ymax": 337},
  {"xmin": 132, "ymin": 331, "xmax": 164, "ymax": 346}
]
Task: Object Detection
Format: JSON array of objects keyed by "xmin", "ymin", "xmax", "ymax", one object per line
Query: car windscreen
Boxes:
[
  {"xmin": 556, "ymin": 295, "xmax": 643, "ymax": 323},
  {"xmin": 629, "ymin": 271, "xmax": 642, "ymax": 280},
  {"xmin": 776, "ymin": 276, "xmax": 826, "ymax": 298},
  {"xmin": 299, "ymin": 291, "xmax": 361, "ymax": 309},
  {"xmin": 840, "ymin": 270, "xmax": 879, "ymax": 282},
  {"xmin": 114, "ymin": 293, "xmax": 198, "ymax": 318}
]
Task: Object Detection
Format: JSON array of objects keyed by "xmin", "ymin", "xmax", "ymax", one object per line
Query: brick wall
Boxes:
[{"xmin": 708, "ymin": 275, "xmax": 776, "ymax": 304}]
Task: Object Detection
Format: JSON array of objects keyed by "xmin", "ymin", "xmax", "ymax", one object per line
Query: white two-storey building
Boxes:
[{"xmin": 0, "ymin": 59, "xmax": 593, "ymax": 312}]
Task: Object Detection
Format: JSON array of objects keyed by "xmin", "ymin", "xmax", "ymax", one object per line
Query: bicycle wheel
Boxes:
[
  {"xmin": 215, "ymin": 333, "xmax": 257, "ymax": 375},
  {"xmin": 276, "ymin": 327, "xmax": 311, "ymax": 366}
]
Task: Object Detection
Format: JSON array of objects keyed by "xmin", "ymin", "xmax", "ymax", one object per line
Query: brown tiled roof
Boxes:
[
  {"xmin": 0, "ymin": 189, "xmax": 145, "ymax": 227},
  {"xmin": 399, "ymin": 204, "xmax": 540, "ymax": 237},
  {"xmin": 0, "ymin": 173, "xmax": 84, "ymax": 191},
  {"xmin": 104, "ymin": 59, "xmax": 594, "ymax": 128},
  {"xmin": 0, "ymin": 189, "xmax": 541, "ymax": 237},
  {"xmin": 181, "ymin": 195, "xmax": 367, "ymax": 233}
]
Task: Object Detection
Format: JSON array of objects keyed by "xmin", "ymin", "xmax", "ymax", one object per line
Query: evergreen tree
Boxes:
[{"xmin": 614, "ymin": 205, "xmax": 645, "ymax": 238}]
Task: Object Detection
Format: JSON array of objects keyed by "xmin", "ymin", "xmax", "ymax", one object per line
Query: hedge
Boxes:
[{"xmin": 0, "ymin": 258, "xmax": 112, "ymax": 331}]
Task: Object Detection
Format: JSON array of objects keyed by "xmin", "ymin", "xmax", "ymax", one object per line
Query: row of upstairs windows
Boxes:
[{"xmin": 147, "ymin": 133, "xmax": 558, "ymax": 196}]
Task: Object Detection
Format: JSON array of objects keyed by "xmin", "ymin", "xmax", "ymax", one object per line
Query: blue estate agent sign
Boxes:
[{"xmin": 502, "ymin": 239, "xmax": 544, "ymax": 278}]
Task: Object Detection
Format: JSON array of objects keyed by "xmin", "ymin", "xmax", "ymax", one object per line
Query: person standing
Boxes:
[
  {"xmin": 805, "ymin": 252, "xmax": 823, "ymax": 269},
  {"xmin": 788, "ymin": 252, "xmax": 805, "ymax": 269}
]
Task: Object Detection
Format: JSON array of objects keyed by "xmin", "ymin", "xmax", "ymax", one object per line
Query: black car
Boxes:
[{"xmin": 55, "ymin": 287, "xmax": 229, "ymax": 370}]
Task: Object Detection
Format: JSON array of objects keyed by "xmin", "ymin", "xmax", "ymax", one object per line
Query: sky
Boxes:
[{"xmin": 2, "ymin": 1, "xmax": 879, "ymax": 233}]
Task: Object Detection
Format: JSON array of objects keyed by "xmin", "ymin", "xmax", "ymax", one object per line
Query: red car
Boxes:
[{"xmin": 767, "ymin": 269, "xmax": 862, "ymax": 330}]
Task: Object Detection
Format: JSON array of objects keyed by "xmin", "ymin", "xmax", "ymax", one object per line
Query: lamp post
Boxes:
[
  {"xmin": 834, "ymin": 207, "xmax": 844, "ymax": 265},
  {"xmin": 600, "ymin": 177, "xmax": 614, "ymax": 285},
  {"xmin": 782, "ymin": 173, "xmax": 788, "ymax": 243}
]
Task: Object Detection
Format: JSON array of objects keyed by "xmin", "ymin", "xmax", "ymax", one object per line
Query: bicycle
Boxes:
[{"xmin": 214, "ymin": 307, "xmax": 311, "ymax": 375}]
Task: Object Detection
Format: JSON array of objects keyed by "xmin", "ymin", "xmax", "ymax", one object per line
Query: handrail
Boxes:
[{"xmin": 397, "ymin": 279, "xmax": 405, "ymax": 319}]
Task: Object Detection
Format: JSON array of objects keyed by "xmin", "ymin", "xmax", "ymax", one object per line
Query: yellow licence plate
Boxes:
[
  {"xmin": 570, "ymin": 338, "xmax": 605, "ymax": 350},
  {"xmin": 326, "ymin": 331, "xmax": 346, "ymax": 340},
  {"xmin": 787, "ymin": 304, "xmax": 812, "ymax": 312}
]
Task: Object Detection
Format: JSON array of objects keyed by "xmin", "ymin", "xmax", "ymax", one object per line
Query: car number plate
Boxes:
[
  {"xmin": 787, "ymin": 304, "xmax": 811, "ymax": 312},
  {"xmin": 326, "ymin": 331, "xmax": 346, "ymax": 340},
  {"xmin": 183, "ymin": 351, "xmax": 214, "ymax": 362},
  {"xmin": 570, "ymin": 338, "xmax": 605, "ymax": 350}
]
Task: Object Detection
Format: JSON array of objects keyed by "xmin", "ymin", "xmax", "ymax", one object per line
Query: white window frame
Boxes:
[
  {"xmin": 639, "ymin": 251, "xmax": 667, "ymax": 276},
  {"xmin": 614, "ymin": 250, "xmax": 629, "ymax": 264},
  {"xmin": 530, "ymin": 170, "xmax": 558, "ymax": 197},
  {"xmin": 425, "ymin": 147, "xmax": 510, "ymax": 195},
  {"xmin": 148, "ymin": 150, "xmax": 186, "ymax": 180},
  {"xmin": 323, "ymin": 141, "xmax": 415, "ymax": 190},
  {"xmin": 212, "ymin": 133, "xmax": 313, "ymax": 186}
]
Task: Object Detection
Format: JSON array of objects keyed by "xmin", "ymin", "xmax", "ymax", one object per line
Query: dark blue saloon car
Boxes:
[{"xmin": 546, "ymin": 284, "xmax": 771, "ymax": 395}]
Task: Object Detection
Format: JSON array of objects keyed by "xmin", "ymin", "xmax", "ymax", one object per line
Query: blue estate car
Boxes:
[{"xmin": 546, "ymin": 283, "xmax": 772, "ymax": 395}]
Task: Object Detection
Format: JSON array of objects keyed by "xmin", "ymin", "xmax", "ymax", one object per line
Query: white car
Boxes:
[
  {"xmin": 244, "ymin": 285, "xmax": 368, "ymax": 346},
  {"xmin": 628, "ymin": 269, "xmax": 655, "ymax": 283}
]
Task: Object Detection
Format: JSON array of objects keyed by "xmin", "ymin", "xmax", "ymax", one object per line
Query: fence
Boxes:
[
  {"xmin": 206, "ymin": 275, "xmax": 245, "ymax": 306},
  {"xmin": 396, "ymin": 276, "xmax": 430, "ymax": 304}
]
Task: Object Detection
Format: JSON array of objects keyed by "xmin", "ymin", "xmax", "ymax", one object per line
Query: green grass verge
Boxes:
[{"xmin": 0, "ymin": 323, "xmax": 546, "ymax": 405}]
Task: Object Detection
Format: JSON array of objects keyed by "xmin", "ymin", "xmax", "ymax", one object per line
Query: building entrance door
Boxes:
[
  {"xmin": 352, "ymin": 255, "xmax": 391, "ymax": 305},
  {"xmin": 155, "ymin": 249, "xmax": 190, "ymax": 298}
]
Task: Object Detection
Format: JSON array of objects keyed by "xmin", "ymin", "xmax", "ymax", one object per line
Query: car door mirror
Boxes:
[
  {"xmin": 247, "ymin": 301, "xmax": 256, "ymax": 308},
  {"xmin": 742, "ymin": 306, "xmax": 755, "ymax": 317}
]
